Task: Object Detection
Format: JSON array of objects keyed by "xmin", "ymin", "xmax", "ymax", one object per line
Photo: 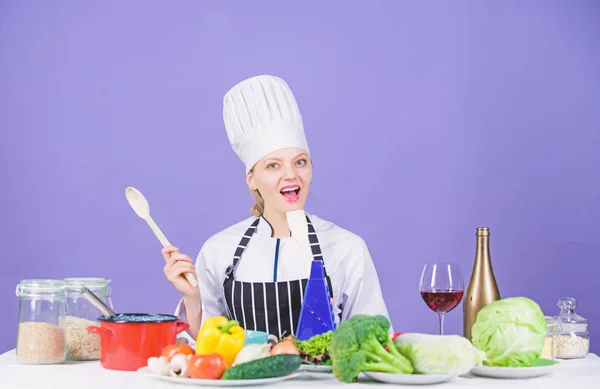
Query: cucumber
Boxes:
[{"xmin": 223, "ymin": 354, "xmax": 302, "ymax": 380}]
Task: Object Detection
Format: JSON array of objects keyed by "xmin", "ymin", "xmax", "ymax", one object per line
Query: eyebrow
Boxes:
[{"xmin": 264, "ymin": 153, "xmax": 308, "ymax": 165}]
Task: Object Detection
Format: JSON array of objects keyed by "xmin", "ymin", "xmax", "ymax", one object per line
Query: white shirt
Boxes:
[{"xmin": 174, "ymin": 213, "xmax": 391, "ymax": 345}]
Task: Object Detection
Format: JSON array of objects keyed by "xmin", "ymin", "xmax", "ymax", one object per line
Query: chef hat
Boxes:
[{"xmin": 223, "ymin": 75, "xmax": 310, "ymax": 174}]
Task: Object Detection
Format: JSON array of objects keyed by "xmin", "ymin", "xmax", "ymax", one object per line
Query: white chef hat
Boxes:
[{"xmin": 223, "ymin": 75, "xmax": 310, "ymax": 174}]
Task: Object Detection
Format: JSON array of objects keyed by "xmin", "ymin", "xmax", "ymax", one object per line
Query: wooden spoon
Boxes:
[
  {"xmin": 125, "ymin": 186, "xmax": 198, "ymax": 288},
  {"xmin": 286, "ymin": 210, "xmax": 312, "ymax": 276}
]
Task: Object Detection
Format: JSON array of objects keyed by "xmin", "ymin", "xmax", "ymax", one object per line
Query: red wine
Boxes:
[{"xmin": 421, "ymin": 290, "xmax": 464, "ymax": 313}]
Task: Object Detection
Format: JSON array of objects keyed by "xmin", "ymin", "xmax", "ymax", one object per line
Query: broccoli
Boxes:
[{"xmin": 329, "ymin": 314, "xmax": 414, "ymax": 383}]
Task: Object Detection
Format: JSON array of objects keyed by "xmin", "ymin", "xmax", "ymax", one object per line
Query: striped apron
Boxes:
[{"xmin": 222, "ymin": 215, "xmax": 336, "ymax": 339}]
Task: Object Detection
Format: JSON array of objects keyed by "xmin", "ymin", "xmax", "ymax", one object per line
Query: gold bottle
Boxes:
[{"xmin": 463, "ymin": 227, "xmax": 501, "ymax": 340}]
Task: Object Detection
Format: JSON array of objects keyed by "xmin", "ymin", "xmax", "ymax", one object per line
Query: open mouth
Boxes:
[{"xmin": 280, "ymin": 186, "xmax": 301, "ymax": 202}]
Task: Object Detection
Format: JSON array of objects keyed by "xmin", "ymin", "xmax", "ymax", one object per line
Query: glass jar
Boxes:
[
  {"xmin": 541, "ymin": 316, "xmax": 561, "ymax": 360},
  {"xmin": 63, "ymin": 278, "xmax": 113, "ymax": 360},
  {"xmin": 16, "ymin": 279, "xmax": 67, "ymax": 364},
  {"xmin": 553, "ymin": 297, "xmax": 589, "ymax": 359}
]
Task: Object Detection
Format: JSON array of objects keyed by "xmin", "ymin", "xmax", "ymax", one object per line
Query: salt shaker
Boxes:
[{"xmin": 553, "ymin": 297, "xmax": 589, "ymax": 359}]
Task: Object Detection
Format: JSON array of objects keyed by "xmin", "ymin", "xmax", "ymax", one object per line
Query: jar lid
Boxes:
[
  {"xmin": 16, "ymin": 279, "xmax": 66, "ymax": 297},
  {"xmin": 63, "ymin": 278, "xmax": 111, "ymax": 290},
  {"xmin": 553, "ymin": 296, "xmax": 588, "ymax": 332}
]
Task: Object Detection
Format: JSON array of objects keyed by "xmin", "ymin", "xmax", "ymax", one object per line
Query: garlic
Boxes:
[
  {"xmin": 267, "ymin": 334, "xmax": 279, "ymax": 349},
  {"xmin": 147, "ymin": 356, "xmax": 170, "ymax": 376},
  {"xmin": 233, "ymin": 343, "xmax": 271, "ymax": 366},
  {"xmin": 168, "ymin": 354, "xmax": 189, "ymax": 378}
]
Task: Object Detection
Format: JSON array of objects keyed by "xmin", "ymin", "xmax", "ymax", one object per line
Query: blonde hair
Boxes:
[
  {"xmin": 250, "ymin": 188, "xmax": 264, "ymax": 217},
  {"xmin": 248, "ymin": 166, "xmax": 264, "ymax": 217}
]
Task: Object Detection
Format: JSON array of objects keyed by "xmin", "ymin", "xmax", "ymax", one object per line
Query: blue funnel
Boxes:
[{"xmin": 295, "ymin": 261, "xmax": 337, "ymax": 341}]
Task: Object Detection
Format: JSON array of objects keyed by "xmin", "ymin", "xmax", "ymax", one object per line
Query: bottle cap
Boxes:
[{"xmin": 476, "ymin": 227, "xmax": 490, "ymax": 236}]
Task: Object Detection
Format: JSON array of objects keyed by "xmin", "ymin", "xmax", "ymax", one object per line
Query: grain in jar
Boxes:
[
  {"xmin": 555, "ymin": 333, "xmax": 590, "ymax": 359},
  {"xmin": 63, "ymin": 278, "xmax": 113, "ymax": 360},
  {"xmin": 17, "ymin": 322, "xmax": 65, "ymax": 364},
  {"xmin": 16, "ymin": 280, "xmax": 67, "ymax": 364},
  {"xmin": 65, "ymin": 315, "xmax": 101, "ymax": 360}
]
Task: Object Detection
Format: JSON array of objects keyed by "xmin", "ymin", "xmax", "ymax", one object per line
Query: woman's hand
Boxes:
[{"xmin": 162, "ymin": 246, "xmax": 200, "ymax": 298}]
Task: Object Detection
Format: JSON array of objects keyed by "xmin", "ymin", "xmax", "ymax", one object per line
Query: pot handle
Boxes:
[
  {"xmin": 175, "ymin": 321, "xmax": 190, "ymax": 334},
  {"xmin": 87, "ymin": 325, "xmax": 113, "ymax": 338}
]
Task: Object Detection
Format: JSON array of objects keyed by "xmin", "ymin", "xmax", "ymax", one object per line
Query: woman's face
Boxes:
[{"xmin": 247, "ymin": 147, "xmax": 312, "ymax": 215}]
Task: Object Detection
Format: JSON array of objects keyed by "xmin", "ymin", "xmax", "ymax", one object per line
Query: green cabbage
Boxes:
[
  {"xmin": 394, "ymin": 333, "xmax": 486, "ymax": 375},
  {"xmin": 471, "ymin": 297, "xmax": 546, "ymax": 367}
]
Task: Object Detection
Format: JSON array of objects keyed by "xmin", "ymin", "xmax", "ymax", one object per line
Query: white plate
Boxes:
[
  {"xmin": 138, "ymin": 367, "xmax": 302, "ymax": 386},
  {"xmin": 363, "ymin": 371, "xmax": 456, "ymax": 385},
  {"xmin": 470, "ymin": 359, "xmax": 558, "ymax": 379},
  {"xmin": 300, "ymin": 364, "xmax": 332, "ymax": 372}
]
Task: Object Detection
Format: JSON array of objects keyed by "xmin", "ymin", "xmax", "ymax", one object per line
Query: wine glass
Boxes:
[{"xmin": 419, "ymin": 263, "xmax": 464, "ymax": 335}]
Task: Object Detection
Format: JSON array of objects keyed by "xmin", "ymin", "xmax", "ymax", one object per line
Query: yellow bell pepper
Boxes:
[{"xmin": 195, "ymin": 316, "xmax": 245, "ymax": 367}]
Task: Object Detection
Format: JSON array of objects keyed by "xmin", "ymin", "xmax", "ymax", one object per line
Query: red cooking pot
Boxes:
[{"xmin": 87, "ymin": 313, "xmax": 189, "ymax": 371}]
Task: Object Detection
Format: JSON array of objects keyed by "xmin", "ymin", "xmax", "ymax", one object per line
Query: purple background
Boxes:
[{"xmin": 1, "ymin": 1, "xmax": 599, "ymax": 354}]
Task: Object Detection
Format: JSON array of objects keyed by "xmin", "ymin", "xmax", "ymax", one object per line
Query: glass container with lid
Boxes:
[
  {"xmin": 63, "ymin": 278, "xmax": 114, "ymax": 360},
  {"xmin": 15, "ymin": 279, "xmax": 67, "ymax": 364},
  {"xmin": 553, "ymin": 297, "xmax": 589, "ymax": 359},
  {"xmin": 541, "ymin": 316, "xmax": 561, "ymax": 360}
]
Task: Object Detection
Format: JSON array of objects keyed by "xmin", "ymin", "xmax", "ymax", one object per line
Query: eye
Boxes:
[
  {"xmin": 267, "ymin": 163, "xmax": 279, "ymax": 169},
  {"xmin": 296, "ymin": 159, "xmax": 306, "ymax": 166}
]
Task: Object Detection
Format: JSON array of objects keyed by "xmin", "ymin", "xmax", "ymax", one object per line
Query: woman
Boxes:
[{"xmin": 165, "ymin": 75, "xmax": 391, "ymax": 345}]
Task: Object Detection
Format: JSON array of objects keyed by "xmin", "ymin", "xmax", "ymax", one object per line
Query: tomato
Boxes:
[
  {"xmin": 187, "ymin": 354, "xmax": 227, "ymax": 380},
  {"xmin": 161, "ymin": 344, "xmax": 195, "ymax": 361},
  {"xmin": 391, "ymin": 332, "xmax": 404, "ymax": 342}
]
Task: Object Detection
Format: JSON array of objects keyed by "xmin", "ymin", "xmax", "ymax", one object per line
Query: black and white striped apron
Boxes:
[{"xmin": 222, "ymin": 215, "xmax": 336, "ymax": 339}]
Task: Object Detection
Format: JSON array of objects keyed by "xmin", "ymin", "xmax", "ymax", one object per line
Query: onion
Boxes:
[{"xmin": 270, "ymin": 340, "xmax": 300, "ymax": 356}]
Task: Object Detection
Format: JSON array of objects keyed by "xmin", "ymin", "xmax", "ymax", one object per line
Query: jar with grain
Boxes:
[
  {"xmin": 553, "ymin": 297, "xmax": 589, "ymax": 359},
  {"xmin": 64, "ymin": 277, "xmax": 113, "ymax": 361},
  {"xmin": 16, "ymin": 279, "xmax": 67, "ymax": 364}
]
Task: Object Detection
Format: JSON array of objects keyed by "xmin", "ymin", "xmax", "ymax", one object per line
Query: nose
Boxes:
[{"xmin": 282, "ymin": 162, "xmax": 298, "ymax": 181}]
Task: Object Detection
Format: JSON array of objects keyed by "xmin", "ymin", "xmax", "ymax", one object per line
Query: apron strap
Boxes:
[{"xmin": 224, "ymin": 218, "xmax": 260, "ymax": 281}]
